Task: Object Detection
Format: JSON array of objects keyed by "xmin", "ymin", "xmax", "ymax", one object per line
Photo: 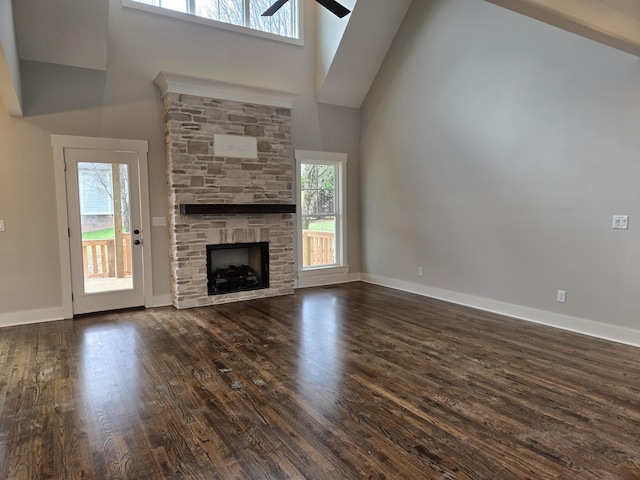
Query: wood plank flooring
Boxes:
[{"xmin": 1, "ymin": 282, "xmax": 639, "ymax": 479}]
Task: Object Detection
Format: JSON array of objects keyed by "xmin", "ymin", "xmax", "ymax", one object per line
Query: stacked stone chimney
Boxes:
[{"xmin": 158, "ymin": 77, "xmax": 296, "ymax": 309}]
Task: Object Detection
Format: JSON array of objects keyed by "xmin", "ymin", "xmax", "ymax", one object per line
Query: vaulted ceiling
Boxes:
[
  {"xmin": 317, "ymin": 0, "xmax": 640, "ymax": 107},
  {"xmin": 1, "ymin": 0, "xmax": 639, "ymax": 118}
]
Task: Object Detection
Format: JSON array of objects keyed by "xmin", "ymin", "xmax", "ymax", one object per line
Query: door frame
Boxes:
[{"xmin": 52, "ymin": 135, "xmax": 153, "ymax": 318}]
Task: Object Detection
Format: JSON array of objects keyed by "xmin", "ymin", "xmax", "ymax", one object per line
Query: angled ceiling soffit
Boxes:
[{"xmin": 316, "ymin": 0, "xmax": 413, "ymax": 108}]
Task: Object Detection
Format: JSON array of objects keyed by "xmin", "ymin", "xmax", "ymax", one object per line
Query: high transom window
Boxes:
[{"xmin": 124, "ymin": 0, "xmax": 299, "ymax": 40}]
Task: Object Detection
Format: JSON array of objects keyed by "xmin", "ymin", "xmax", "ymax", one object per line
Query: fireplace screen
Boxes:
[{"xmin": 206, "ymin": 242, "xmax": 269, "ymax": 295}]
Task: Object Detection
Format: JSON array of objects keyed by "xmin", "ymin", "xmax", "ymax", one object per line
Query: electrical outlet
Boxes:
[
  {"xmin": 417, "ymin": 267, "xmax": 423, "ymax": 277},
  {"xmin": 557, "ymin": 290, "xmax": 566, "ymax": 303},
  {"xmin": 613, "ymin": 215, "xmax": 628, "ymax": 229},
  {"xmin": 0, "ymin": 220, "xmax": 4, "ymax": 232}
]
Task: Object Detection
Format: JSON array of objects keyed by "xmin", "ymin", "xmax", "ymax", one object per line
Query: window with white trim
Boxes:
[
  {"xmin": 124, "ymin": 0, "xmax": 299, "ymax": 40},
  {"xmin": 295, "ymin": 151, "xmax": 348, "ymax": 283}
]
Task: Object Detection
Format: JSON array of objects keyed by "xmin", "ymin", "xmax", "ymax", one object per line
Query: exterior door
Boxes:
[{"xmin": 65, "ymin": 149, "xmax": 145, "ymax": 315}]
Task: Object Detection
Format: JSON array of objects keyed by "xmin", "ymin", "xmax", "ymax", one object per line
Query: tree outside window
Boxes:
[
  {"xmin": 131, "ymin": 0, "xmax": 297, "ymax": 39},
  {"xmin": 300, "ymin": 163, "xmax": 337, "ymax": 267}
]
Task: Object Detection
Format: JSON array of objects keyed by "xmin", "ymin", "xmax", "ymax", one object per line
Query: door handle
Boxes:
[
  {"xmin": 133, "ymin": 229, "xmax": 140, "ymax": 235},
  {"xmin": 134, "ymin": 239, "xmax": 141, "ymax": 245}
]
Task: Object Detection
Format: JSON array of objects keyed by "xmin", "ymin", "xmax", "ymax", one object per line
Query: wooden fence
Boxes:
[
  {"xmin": 82, "ymin": 234, "xmax": 132, "ymax": 279},
  {"xmin": 302, "ymin": 230, "xmax": 335, "ymax": 266}
]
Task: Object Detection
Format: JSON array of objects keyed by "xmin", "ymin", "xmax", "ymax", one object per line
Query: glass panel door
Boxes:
[
  {"xmin": 77, "ymin": 162, "xmax": 133, "ymax": 293},
  {"xmin": 65, "ymin": 149, "xmax": 144, "ymax": 315}
]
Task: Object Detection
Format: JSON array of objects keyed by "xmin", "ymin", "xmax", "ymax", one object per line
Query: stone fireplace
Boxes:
[{"xmin": 155, "ymin": 73, "xmax": 298, "ymax": 308}]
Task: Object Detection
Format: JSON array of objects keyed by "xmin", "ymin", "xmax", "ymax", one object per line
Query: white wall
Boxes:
[
  {"xmin": 361, "ymin": 0, "xmax": 640, "ymax": 338},
  {"xmin": 0, "ymin": 0, "xmax": 360, "ymax": 320},
  {"xmin": 0, "ymin": 104, "xmax": 61, "ymax": 314}
]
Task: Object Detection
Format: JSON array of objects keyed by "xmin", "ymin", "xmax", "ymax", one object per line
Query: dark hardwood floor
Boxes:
[{"xmin": 1, "ymin": 282, "xmax": 639, "ymax": 479}]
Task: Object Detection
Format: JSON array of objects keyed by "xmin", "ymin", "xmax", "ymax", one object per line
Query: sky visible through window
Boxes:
[{"xmin": 132, "ymin": 0, "xmax": 297, "ymax": 39}]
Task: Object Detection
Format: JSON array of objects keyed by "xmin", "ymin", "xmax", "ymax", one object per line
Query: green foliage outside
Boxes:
[
  {"xmin": 307, "ymin": 220, "xmax": 335, "ymax": 233},
  {"xmin": 82, "ymin": 227, "xmax": 127, "ymax": 240},
  {"xmin": 300, "ymin": 163, "xmax": 335, "ymax": 229}
]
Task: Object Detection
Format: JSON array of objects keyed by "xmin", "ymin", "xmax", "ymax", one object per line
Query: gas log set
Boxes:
[{"xmin": 210, "ymin": 265, "xmax": 260, "ymax": 294}]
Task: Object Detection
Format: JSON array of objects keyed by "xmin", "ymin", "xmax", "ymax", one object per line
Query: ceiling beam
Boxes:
[{"xmin": 485, "ymin": 0, "xmax": 640, "ymax": 57}]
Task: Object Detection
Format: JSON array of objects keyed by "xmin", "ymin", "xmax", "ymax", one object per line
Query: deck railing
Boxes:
[
  {"xmin": 302, "ymin": 230, "xmax": 335, "ymax": 266},
  {"xmin": 82, "ymin": 234, "xmax": 132, "ymax": 278},
  {"xmin": 83, "ymin": 231, "xmax": 332, "ymax": 276}
]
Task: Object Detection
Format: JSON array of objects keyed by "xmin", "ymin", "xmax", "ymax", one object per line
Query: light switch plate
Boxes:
[
  {"xmin": 0, "ymin": 220, "xmax": 4, "ymax": 231},
  {"xmin": 152, "ymin": 216, "xmax": 167, "ymax": 227},
  {"xmin": 613, "ymin": 215, "xmax": 628, "ymax": 229}
]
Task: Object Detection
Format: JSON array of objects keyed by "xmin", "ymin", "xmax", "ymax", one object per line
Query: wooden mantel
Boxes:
[{"xmin": 179, "ymin": 204, "xmax": 296, "ymax": 215}]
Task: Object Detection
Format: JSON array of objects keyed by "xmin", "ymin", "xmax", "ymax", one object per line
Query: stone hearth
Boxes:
[{"xmin": 155, "ymin": 73, "xmax": 298, "ymax": 308}]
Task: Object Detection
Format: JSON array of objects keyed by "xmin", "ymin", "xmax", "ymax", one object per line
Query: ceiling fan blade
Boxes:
[
  {"xmin": 262, "ymin": 0, "xmax": 290, "ymax": 16},
  {"xmin": 315, "ymin": 0, "xmax": 351, "ymax": 18}
]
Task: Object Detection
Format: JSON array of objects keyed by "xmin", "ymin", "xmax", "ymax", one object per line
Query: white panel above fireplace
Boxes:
[{"xmin": 214, "ymin": 134, "xmax": 257, "ymax": 159}]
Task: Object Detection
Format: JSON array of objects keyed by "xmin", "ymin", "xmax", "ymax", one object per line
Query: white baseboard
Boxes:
[
  {"xmin": 361, "ymin": 273, "xmax": 640, "ymax": 349},
  {"xmin": 0, "ymin": 306, "xmax": 68, "ymax": 328},
  {"xmin": 0, "ymin": 294, "xmax": 174, "ymax": 329},
  {"xmin": 348, "ymin": 272, "xmax": 362, "ymax": 282}
]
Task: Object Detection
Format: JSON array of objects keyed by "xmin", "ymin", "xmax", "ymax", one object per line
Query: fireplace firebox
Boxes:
[{"xmin": 206, "ymin": 242, "xmax": 269, "ymax": 295}]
